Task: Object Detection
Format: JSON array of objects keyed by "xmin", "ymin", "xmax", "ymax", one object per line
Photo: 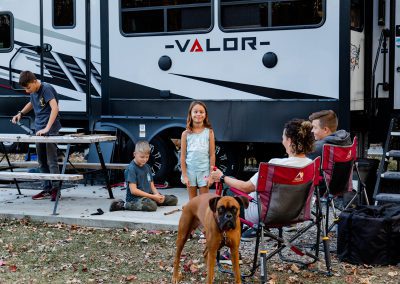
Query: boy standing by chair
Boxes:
[
  {"xmin": 112, "ymin": 140, "xmax": 177, "ymax": 212},
  {"xmin": 11, "ymin": 70, "xmax": 61, "ymax": 201}
]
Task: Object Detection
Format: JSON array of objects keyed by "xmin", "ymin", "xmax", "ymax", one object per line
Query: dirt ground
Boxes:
[{"xmin": 0, "ymin": 218, "xmax": 399, "ymax": 284}]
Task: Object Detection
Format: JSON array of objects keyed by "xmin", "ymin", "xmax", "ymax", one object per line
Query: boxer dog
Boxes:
[{"xmin": 172, "ymin": 193, "xmax": 249, "ymax": 284}]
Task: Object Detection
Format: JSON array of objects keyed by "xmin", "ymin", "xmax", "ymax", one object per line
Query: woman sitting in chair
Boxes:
[{"xmin": 211, "ymin": 118, "xmax": 315, "ymax": 240}]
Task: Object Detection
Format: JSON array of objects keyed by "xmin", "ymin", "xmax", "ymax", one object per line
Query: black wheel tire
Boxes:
[
  {"xmin": 148, "ymin": 136, "xmax": 177, "ymax": 183},
  {"xmin": 215, "ymin": 143, "xmax": 242, "ymax": 177}
]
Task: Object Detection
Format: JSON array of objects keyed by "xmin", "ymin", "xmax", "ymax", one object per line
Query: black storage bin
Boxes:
[{"xmin": 337, "ymin": 204, "xmax": 400, "ymax": 265}]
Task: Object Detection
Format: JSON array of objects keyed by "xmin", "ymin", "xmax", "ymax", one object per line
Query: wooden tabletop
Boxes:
[{"xmin": 0, "ymin": 134, "xmax": 116, "ymax": 144}]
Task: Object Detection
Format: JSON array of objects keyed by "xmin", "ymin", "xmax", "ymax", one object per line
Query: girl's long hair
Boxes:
[{"xmin": 186, "ymin": 101, "xmax": 212, "ymax": 131}]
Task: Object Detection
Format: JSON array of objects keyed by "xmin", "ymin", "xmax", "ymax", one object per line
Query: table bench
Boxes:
[
  {"xmin": 0, "ymin": 161, "xmax": 128, "ymax": 187},
  {"xmin": 0, "ymin": 161, "xmax": 128, "ymax": 170},
  {"xmin": 0, "ymin": 134, "xmax": 116, "ymax": 215},
  {"xmin": 0, "ymin": 172, "xmax": 83, "ymax": 181}
]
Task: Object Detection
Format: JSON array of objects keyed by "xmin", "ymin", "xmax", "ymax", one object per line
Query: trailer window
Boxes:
[
  {"xmin": 220, "ymin": 0, "xmax": 324, "ymax": 30},
  {"xmin": 53, "ymin": 0, "xmax": 75, "ymax": 28},
  {"xmin": 0, "ymin": 14, "xmax": 12, "ymax": 52},
  {"xmin": 350, "ymin": 0, "xmax": 364, "ymax": 31},
  {"xmin": 120, "ymin": 0, "xmax": 212, "ymax": 35}
]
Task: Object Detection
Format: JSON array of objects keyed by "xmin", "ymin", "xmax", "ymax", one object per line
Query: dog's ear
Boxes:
[
  {"xmin": 234, "ymin": 196, "xmax": 249, "ymax": 209},
  {"xmin": 209, "ymin": 197, "xmax": 221, "ymax": 212}
]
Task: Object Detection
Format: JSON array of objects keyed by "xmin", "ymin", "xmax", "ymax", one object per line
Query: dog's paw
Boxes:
[{"xmin": 172, "ymin": 272, "xmax": 182, "ymax": 283}]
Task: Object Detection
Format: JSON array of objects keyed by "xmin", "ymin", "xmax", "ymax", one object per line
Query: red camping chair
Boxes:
[
  {"xmin": 321, "ymin": 137, "xmax": 367, "ymax": 232},
  {"xmin": 218, "ymin": 157, "xmax": 332, "ymax": 282}
]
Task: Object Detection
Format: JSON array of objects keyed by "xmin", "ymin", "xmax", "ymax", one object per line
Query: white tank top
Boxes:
[{"xmin": 185, "ymin": 128, "xmax": 210, "ymax": 172}]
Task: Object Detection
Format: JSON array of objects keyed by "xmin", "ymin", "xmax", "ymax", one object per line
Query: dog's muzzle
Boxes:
[{"xmin": 218, "ymin": 211, "xmax": 236, "ymax": 231}]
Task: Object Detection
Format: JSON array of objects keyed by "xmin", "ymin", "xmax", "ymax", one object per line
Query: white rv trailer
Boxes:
[{"xmin": 0, "ymin": 0, "xmax": 399, "ymax": 182}]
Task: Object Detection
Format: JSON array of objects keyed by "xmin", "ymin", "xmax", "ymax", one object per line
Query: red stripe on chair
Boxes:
[{"xmin": 230, "ymin": 187, "xmax": 255, "ymax": 202}]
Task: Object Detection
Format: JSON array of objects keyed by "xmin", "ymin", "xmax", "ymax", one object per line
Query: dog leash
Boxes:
[{"xmin": 214, "ymin": 166, "xmax": 223, "ymax": 196}]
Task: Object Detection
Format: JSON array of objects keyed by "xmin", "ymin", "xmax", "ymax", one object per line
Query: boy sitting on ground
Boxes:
[{"xmin": 110, "ymin": 140, "xmax": 177, "ymax": 212}]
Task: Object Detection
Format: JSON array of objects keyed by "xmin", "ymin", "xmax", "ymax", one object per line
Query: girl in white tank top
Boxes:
[{"xmin": 180, "ymin": 101, "xmax": 216, "ymax": 200}]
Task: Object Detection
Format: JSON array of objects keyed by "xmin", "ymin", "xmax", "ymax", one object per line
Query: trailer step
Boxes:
[
  {"xmin": 381, "ymin": 171, "xmax": 400, "ymax": 180},
  {"xmin": 374, "ymin": 193, "xmax": 400, "ymax": 203},
  {"xmin": 373, "ymin": 117, "xmax": 400, "ymax": 204},
  {"xmin": 386, "ymin": 150, "xmax": 400, "ymax": 158}
]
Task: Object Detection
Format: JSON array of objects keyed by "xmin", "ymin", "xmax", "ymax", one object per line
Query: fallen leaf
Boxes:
[
  {"xmin": 345, "ymin": 276, "xmax": 354, "ymax": 283},
  {"xmin": 352, "ymin": 267, "xmax": 358, "ymax": 275},
  {"xmin": 9, "ymin": 265, "xmax": 17, "ymax": 272},
  {"xmin": 126, "ymin": 275, "xmax": 137, "ymax": 281},
  {"xmin": 359, "ymin": 277, "xmax": 371, "ymax": 284},
  {"xmin": 189, "ymin": 263, "xmax": 199, "ymax": 273},
  {"xmin": 70, "ymin": 224, "xmax": 78, "ymax": 230},
  {"xmin": 290, "ymin": 264, "xmax": 300, "ymax": 273},
  {"xmin": 268, "ymin": 273, "xmax": 278, "ymax": 284}
]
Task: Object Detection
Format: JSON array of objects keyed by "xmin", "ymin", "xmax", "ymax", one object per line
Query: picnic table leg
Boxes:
[
  {"xmin": 0, "ymin": 142, "xmax": 22, "ymax": 195},
  {"xmin": 52, "ymin": 143, "xmax": 71, "ymax": 215},
  {"xmin": 95, "ymin": 142, "xmax": 114, "ymax": 199}
]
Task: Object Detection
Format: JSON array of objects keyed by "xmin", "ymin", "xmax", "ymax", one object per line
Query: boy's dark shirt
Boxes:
[
  {"xmin": 125, "ymin": 160, "xmax": 153, "ymax": 202},
  {"xmin": 30, "ymin": 82, "xmax": 61, "ymax": 134}
]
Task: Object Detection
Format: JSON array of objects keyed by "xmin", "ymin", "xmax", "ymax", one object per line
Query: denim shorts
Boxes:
[{"xmin": 181, "ymin": 170, "xmax": 209, "ymax": 187}]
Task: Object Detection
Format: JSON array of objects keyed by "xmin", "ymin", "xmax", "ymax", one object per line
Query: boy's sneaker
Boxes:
[
  {"xmin": 110, "ymin": 199, "xmax": 125, "ymax": 212},
  {"xmin": 50, "ymin": 188, "xmax": 61, "ymax": 202},
  {"xmin": 241, "ymin": 228, "xmax": 258, "ymax": 242},
  {"xmin": 32, "ymin": 190, "xmax": 51, "ymax": 200},
  {"xmin": 218, "ymin": 250, "xmax": 243, "ymax": 265}
]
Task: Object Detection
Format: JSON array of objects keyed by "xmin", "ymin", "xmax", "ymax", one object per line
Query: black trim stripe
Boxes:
[
  {"xmin": 0, "ymin": 66, "xmax": 79, "ymax": 101},
  {"xmin": 171, "ymin": 73, "xmax": 330, "ymax": 100},
  {"xmin": 338, "ymin": 1, "xmax": 351, "ymax": 130}
]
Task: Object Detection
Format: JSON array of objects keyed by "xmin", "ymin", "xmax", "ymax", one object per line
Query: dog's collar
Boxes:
[{"xmin": 222, "ymin": 231, "xmax": 228, "ymax": 247}]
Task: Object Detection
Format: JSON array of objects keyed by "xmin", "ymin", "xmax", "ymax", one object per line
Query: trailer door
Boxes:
[
  {"xmin": 41, "ymin": 0, "xmax": 98, "ymax": 113},
  {"xmin": 6, "ymin": 0, "xmax": 100, "ymax": 114}
]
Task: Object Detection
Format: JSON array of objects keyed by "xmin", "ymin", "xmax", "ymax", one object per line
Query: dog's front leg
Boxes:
[
  {"xmin": 230, "ymin": 243, "xmax": 242, "ymax": 284},
  {"xmin": 206, "ymin": 246, "xmax": 218, "ymax": 284}
]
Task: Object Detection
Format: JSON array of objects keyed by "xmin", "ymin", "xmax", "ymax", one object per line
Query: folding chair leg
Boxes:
[
  {"xmin": 259, "ymin": 226, "xmax": 268, "ymax": 284},
  {"xmin": 325, "ymin": 198, "xmax": 330, "ymax": 234},
  {"xmin": 322, "ymin": 236, "xmax": 332, "ymax": 276},
  {"xmin": 260, "ymin": 249, "xmax": 268, "ymax": 284},
  {"xmin": 317, "ymin": 188, "xmax": 332, "ymax": 275},
  {"xmin": 321, "ymin": 214, "xmax": 333, "ymax": 275},
  {"xmin": 344, "ymin": 192, "xmax": 359, "ymax": 210},
  {"xmin": 326, "ymin": 197, "xmax": 339, "ymax": 233},
  {"xmin": 362, "ymin": 188, "xmax": 370, "ymax": 205}
]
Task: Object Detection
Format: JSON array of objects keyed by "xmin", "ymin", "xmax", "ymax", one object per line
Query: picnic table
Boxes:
[{"xmin": 0, "ymin": 134, "xmax": 117, "ymax": 215}]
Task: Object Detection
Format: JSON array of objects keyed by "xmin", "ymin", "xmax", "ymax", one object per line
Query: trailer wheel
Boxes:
[{"xmin": 149, "ymin": 136, "xmax": 177, "ymax": 183}]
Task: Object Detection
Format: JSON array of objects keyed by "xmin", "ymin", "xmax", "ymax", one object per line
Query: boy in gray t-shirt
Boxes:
[
  {"xmin": 12, "ymin": 71, "xmax": 61, "ymax": 202},
  {"xmin": 111, "ymin": 141, "xmax": 177, "ymax": 212}
]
